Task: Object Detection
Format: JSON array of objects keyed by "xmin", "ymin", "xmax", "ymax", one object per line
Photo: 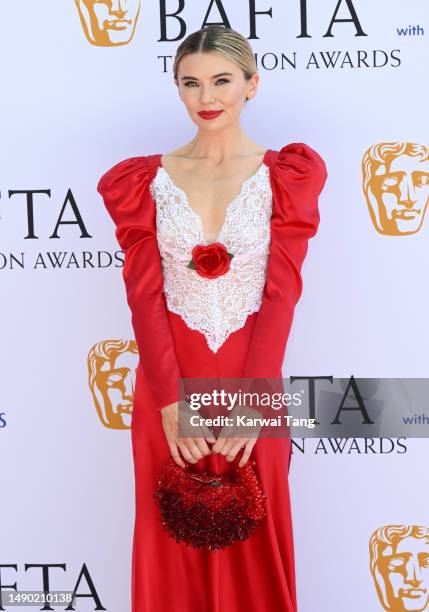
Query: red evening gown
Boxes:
[{"xmin": 97, "ymin": 143, "xmax": 328, "ymax": 612}]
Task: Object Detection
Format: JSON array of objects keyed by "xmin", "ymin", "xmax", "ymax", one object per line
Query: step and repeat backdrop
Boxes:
[{"xmin": 1, "ymin": 1, "xmax": 428, "ymax": 611}]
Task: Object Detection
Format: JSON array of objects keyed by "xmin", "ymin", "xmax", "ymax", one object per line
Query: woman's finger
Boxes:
[
  {"xmin": 211, "ymin": 435, "xmax": 229, "ymax": 455},
  {"xmin": 186, "ymin": 438, "xmax": 206, "ymax": 461},
  {"xmin": 177, "ymin": 440, "xmax": 199, "ymax": 464},
  {"xmin": 225, "ymin": 438, "xmax": 249, "ymax": 462},
  {"xmin": 238, "ymin": 438, "xmax": 257, "ymax": 468},
  {"xmin": 211, "ymin": 421, "xmax": 235, "ymax": 453},
  {"xmin": 168, "ymin": 440, "xmax": 186, "ymax": 468},
  {"xmin": 194, "ymin": 436, "xmax": 212, "ymax": 456},
  {"xmin": 218, "ymin": 437, "xmax": 241, "ymax": 458}
]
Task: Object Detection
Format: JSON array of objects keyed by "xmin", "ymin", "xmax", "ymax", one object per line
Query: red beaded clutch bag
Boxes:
[{"xmin": 154, "ymin": 447, "xmax": 266, "ymax": 551}]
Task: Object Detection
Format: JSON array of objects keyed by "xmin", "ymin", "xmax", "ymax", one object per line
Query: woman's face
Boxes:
[{"xmin": 175, "ymin": 51, "xmax": 259, "ymax": 130}]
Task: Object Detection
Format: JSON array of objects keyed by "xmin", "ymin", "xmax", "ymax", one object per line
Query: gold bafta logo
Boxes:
[
  {"xmin": 362, "ymin": 142, "xmax": 429, "ymax": 235},
  {"xmin": 75, "ymin": 0, "xmax": 141, "ymax": 46},
  {"xmin": 370, "ymin": 524, "xmax": 429, "ymax": 611},
  {"xmin": 88, "ymin": 339, "xmax": 138, "ymax": 429}
]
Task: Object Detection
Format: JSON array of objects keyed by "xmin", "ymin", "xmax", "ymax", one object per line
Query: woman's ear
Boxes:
[{"xmin": 246, "ymin": 73, "xmax": 260, "ymax": 102}]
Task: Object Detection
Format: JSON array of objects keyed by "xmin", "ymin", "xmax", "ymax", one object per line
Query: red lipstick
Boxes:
[{"xmin": 197, "ymin": 110, "xmax": 224, "ymax": 120}]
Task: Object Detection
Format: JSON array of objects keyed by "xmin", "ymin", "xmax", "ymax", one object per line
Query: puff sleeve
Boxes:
[
  {"xmin": 242, "ymin": 143, "xmax": 328, "ymax": 379},
  {"xmin": 97, "ymin": 156, "xmax": 181, "ymax": 412}
]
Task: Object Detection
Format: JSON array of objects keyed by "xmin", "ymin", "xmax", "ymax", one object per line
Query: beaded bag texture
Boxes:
[{"xmin": 154, "ymin": 447, "xmax": 266, "ymax": 551}]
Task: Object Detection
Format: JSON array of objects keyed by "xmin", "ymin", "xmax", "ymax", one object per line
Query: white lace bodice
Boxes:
[{"xmin": 150, "ymin": 163, "xmax": 273, "ymax": 353}]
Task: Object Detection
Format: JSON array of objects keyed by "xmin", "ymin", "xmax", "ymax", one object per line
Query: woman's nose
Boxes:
[{"xmin": 199, "ymin": 85, "xmax": 216, "ymax": 105}]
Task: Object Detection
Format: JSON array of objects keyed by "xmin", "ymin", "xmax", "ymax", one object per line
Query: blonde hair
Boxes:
[{"xmin": 173, "ymin": 25, "xmax": 258, "ymax": 97}]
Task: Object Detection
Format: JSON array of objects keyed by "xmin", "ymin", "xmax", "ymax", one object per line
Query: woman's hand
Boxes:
[
  {"xmin": 211, "ymin": 405, "xmax": 263, "ymax": 467},
  {"xmin": 160, "ymin": 401, "xmax": 217, "ymax": 468}
]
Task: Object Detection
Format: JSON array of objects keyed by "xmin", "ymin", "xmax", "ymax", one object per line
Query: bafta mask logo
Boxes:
[
  {"xmin": 370, "ymin": 524, "xmax": 429, "ymax": 611},
  {"xmin": 75, "ymin": 0, "xmax": 141, "ymax": 46},
  {"xmin": 362, "ymin": 142, "xmax": 429, "ymax": 235},
  {"xmin": 88, "ymin": 339, "xmax": 138, "ymax": 429}
]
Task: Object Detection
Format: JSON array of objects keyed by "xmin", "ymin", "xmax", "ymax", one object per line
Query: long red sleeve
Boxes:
[
  {"xmin": 97, "ymin": 156, "xmax": 181, "ymax": 412},
  {"xmin": 242, "ymin": 143, "xmax": 328, "ymax": 380}
]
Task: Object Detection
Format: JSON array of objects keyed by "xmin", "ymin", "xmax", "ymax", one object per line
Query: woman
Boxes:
[{"xmin": 97, "ymin": 25, "xmax": 327, "ymax": 612}]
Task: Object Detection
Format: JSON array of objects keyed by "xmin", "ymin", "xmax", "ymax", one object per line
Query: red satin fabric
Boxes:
[
  {"xmin": 97, "ymin": 143, "xmax": 328, "ymax": 611},
  {"xmin": 132, "ymin": 309, "xmax": 296, "ymax": 612}
]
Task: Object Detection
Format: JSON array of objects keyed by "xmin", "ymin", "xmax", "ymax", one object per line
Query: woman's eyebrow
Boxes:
[{"xmin": 180, "ymin": 72, "xmax": 234, "ymax": 81}]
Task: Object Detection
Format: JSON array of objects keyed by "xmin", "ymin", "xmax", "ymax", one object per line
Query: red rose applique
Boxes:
[{"xmin": 187, "ymin": 242, "xmax": 234, "ymax": 279}]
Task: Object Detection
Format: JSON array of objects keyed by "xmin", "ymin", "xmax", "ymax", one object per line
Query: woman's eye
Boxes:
[{"xmin": 183, "ymin": 79, "xmax": 230, "ymax": 87}]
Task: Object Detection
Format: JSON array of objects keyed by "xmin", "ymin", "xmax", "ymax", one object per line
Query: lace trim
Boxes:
[{"xmin": 150, "ymin": 163, "xmax": 273, "ymax": 352}]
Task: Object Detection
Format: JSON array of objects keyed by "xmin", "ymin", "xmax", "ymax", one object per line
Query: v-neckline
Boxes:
[{"xmin": 158, "ymin": 149, "xmax": 271, "ymax": 245}]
